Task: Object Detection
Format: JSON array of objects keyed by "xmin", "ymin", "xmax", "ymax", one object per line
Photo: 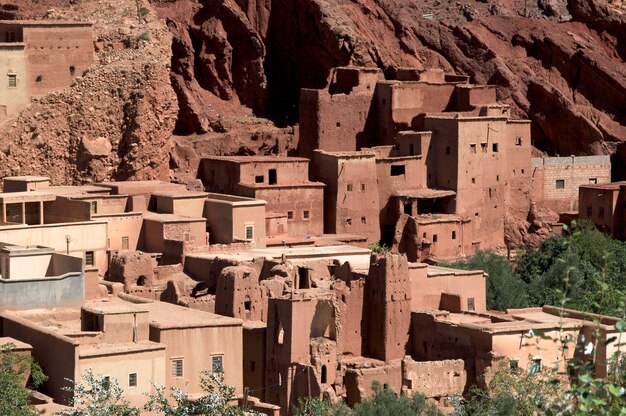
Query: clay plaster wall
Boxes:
[
  {"xmin": 243, "ymin": 324, "xmax": 266, "ymax": 400},
  {"xmin": 402, "ymin": 357, "xmax": 467, "ymax": 398},
  {"xmin": 150, "ymin": 324, "xmax": 243, "ymax": 395},
  {"xmin": 0, "ymin": 44, "xmax": 28, "ymax": 120},
  {"xmin": 343, "ymin": 361, "xmax": 403, "ymax": 406},
  {"xmin": 143, "ymin": 219, "xmax": 206, "ymax": 253},
  {"xmin": 97, "ymin": 213, "xmax": 142, "ymax": 251},
  {"xmin": 312, "ymin": 152, "xmax": 380, "ymax": 241},
  {"xmin": 416, "ymin": 218, "xmax": 472, "ymax": 259},
  {"xmin": 409, "ymin": 265, "xmax": 486, "ymax": 312},
  {"xmin": 0, "ymin": 313, "xmax": 78, "ymax": 403},
  {"xmin": 204, "ymin": 199, "xmax": 267, "ymax": 247},
  {"xmin": 504, "ymin": 121, "xmax": 532, "ymax": 215},
  {"xmin": 44, "ymin": 197, "xmax": 91, "ymax": 224}
]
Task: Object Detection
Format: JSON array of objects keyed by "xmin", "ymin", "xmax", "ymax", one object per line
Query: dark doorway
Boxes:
[{"xmin": 269, "ymin": 169, "xmax": 277, "ymax": 185}]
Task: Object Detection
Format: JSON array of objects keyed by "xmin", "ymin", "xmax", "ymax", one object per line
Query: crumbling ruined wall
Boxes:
[{"xmin": 401, "ymin": 357, "xmax": 467, "ymax": 398}]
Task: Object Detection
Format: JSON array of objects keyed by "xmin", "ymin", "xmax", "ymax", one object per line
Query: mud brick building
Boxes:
[
  {"xmin": 578, "ymin": 181, "xmax": 626, "ymax": 239},
  {"xmin": 199, "ymin": 156, "xmax": 325, "ymax": 237},
  {"xmin": 0, "ymin": 20, "xmax": 94, "ymax": 122}
]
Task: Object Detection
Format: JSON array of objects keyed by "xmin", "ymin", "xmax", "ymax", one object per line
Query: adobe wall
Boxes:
[
  {"xmin": 215, "ymin": 266, "xmax": 264, "ymax": 320},
  {"xmin": 96, "ymin": 212, "xmax": 143, "ymax": 251},
  {"xmin": 416, "ymin": 217, "xmax": 473, "ymax": 259},
  {"xmin": 247, "ymin": 187, "xmax": 323, "ymax": 236},
  {"xmin": 332, "ymin": 278, "xmax": 365, "ymax": 357},
  {"xmin": 44, "ymin": 197, "xmax": 91, "ymax": 224},
  {"xmin": 299, "ymin": 90, "xmax": 374, "ymax": 158},
  {"xmin": 150, "ymin": 324, "xmax": 243, "ymax": 395},
  {"xmin": 454, "ymin": 85, "xmax": 497, "ymax": 110},
  {"xmin": 22, "ymin": 24, "xmax": 94, "ymax": 97},
  {"xmin": 504, "ymin": 121, "xmax": 532, "ymax": 215},
  {"xmin": 199, "ymin": 159, "xmax": 242, "ymax": 195},
  {"xmin": 408, "ymin": 264, "xmax": 486, "ymax": 313},
  {"xmin": 143, "ymin": 219, "xmax": 206, "ymax": 253},
  {"xmin": 364, "ymin": 254, "xmax": 411, "ymax": 361},
  {"xmin": 312, "ymin": 152, "xmax": 380, "ymax": 242},
  {"xmin": 531, "ymin": 156, "xmax": 612, "ymax": 213},
  {"xmin": 578, "ymin": 185, "xmax": 625, "ymax": 239},
  {"xmin": 0, "ymin": 220, "xmax": 108, "ymax": 274},
  {"xmin": 243, "ymin": 323, "xmax": 266, "ymax": 400},
  {"xmin": 401, "ymin": 357, "xmax": 467, "ymax": 398},
  {"xmin": 0, "ymin": 272, "xmax": 84, "ymax": 310},
  {"xmin": 375, "ymin": 156, "xmax": 425, "ymax": 232},
  {"xmin": 238, "ymin": 160, "xmax": 311, "ymax": 185},
  {"xmin": 0, "ymin": 44, "xmax": 28, "ymax": 120},
  {"xmin": 87, "ymin": 196, "xmax": 128, "ymax": 215},
  {"xmin": 0, "ymin": 313, "xmax": 78, "ymax": 403},
  {"xmin": 76, "ymin": 345, "xmax": 166, "ymax": 405},
  {"xmin": 376, "ymin": 82, "xmax": 456, "ymax": 144},
  {"xmin": 343, "ymin": 360, "xmax": 403, "ymax": 406},
  {"xmin": 204, "ymin": 200, "xmax": 267, "ymax": 247}
]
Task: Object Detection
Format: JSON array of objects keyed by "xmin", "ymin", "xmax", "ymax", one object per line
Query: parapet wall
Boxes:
[{"xmin": 0, "ymin": 272, "xmax": 84, "ymax": 310}]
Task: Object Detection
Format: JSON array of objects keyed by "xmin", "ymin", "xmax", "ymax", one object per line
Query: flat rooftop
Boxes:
[
  {"xmin": 579, "ymin": 181, "xmax": 626, "ymax": 191},
  {"xmin": 203, "ymin": 156, "xmax": 309, "ymax": 163},
  {"xmin": 0, "ymin": 190, "xmax": 57, "ymax": 203},
  {"xmin": 143, "ymin": 212, "xmax": 206, "ymax": 223},
  {"xmin": 0, "ymin": 336, "xmax": 31, "ymax": 350},
  {"xmin": 425, "ymin": 264, "xmax": 485, "ymax": 277},
  {"xmin": 0, "ymin": 20, "xmax": 93, "ymax": 27},
  {"xmin": 3, "ymin": 176, "xmax": 49, "ymax": 182},
  {"xmin": 152, "ymin": 190, "xmax": 208, "ymax": 199},
  {"xmin": 82, "ymin": 302, "xmax": 149, "ymax": 316}
]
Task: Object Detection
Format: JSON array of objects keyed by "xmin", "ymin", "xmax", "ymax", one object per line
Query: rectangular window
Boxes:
[
  {"xmin": 347, "ymin": 183, "xmax": 353, "ymax": 192},
  {"xmin": 361, "ymin": 217, "xmax": 366, "ymax": 224},
  {"xmin": 471, "ymin": 178, "xmax": 476, "ymax": 184},
  {"xmin": 245, "ymin": 226, "xmax": 254, "ymax": 240},
  {"xmin": 303, "ymin": 210, "xmax": 310, "ymax": 220},
  {"xmin": 555, "ymin": 179, "xmax": 565, "ymax": 189},
  {"xmin": 128, "ymin": 373, "xmax": 137, "ymax": 387},
  {"xmin": 452, "ymin": 231, "xmax": 456, "ymax": 240},
  {"xmin": 515, "ymin": 137, "xmax": 522, "ymax": 146},
  {"xmin": 529, "ymin": 357, "xmax": 542, "ymax": 375},
  {"xmin": 122, "ymin": 236, "xmax": 129, "ymax": 250},
  {"xmin": 346, "ymin": 218, "xmax": 352, "ymax": 225},
  {"xmin": 212, "ymin": 355, "xmax": 224, "ymax": 373},
  {"xmin": 390, "ymin": 165, "xmax": 405, "ymax": 176},
  {"xmin": 492, "ymin": 143, "xmax": 499, "ymax": 152},
  {"xmin": 589, "ymin": 178, "xmax": 598, "ymax": 184},
  {"xmin": 510, "ymin": 359, "xmax": 519, "ymax": 372},
  {"xmin": 102, "ymin": 376, "xmax": 111, "ymax": 390},
  {"xmin": 445, "ymin": 146, "xmax": 451, "ymax": 155},
  {"xmin": 172, "ymin": 359, "xmax": 183, "ymax": 377},
  {"xmin": 470, "ymin": 143, "xmax": 477, "ymax": 154},
  {"xmin": 8, "ymin": 74, "xmax": 16, "ymax": 88},
  {"xmin": 586, "ymin": 206, "xmax": 592, "ymax": 217},
  {"xmin": 599, "ymin": 207, "xmax": 605, "ymax": 219},
  {"xmin": 85, "ymin": 251, "xmax": 94, "ymax": 266},
  {"xmin": 481, "ymin": 143, "xmax": 487, "ymax": 153},
  {"xmin": 467, "ymin": 297, "xmax": 475, "ymax": 311},
  {"xmin": 268, "ymin": 169, "xmax": 277, "ymax": 185},
  {"xmin": 433, "ymin": 234, "xmax": 438, "ymax": 243},
  {"xmin": 90, "ymin": 201, "xmax": 97, "ymax": 214},
  {"xmin": 360, "ymin": 183, "xmax": 366, "ymax": 192},
  {"xmin": 287, "ymin": 211, "xmax": 294, "ymax": 220},
  {"xmin": 255, "ymin": 175, "xmax": 264, "ymax": 183}
]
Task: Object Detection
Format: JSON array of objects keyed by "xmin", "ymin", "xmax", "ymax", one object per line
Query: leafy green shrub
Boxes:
[
  {"xmin": 368, "ymin": 242, "xmax": 390, "ymax": 255},
  {"xmin": 0, "ymin": 343, "xmax": 47, "ymax": 416}
]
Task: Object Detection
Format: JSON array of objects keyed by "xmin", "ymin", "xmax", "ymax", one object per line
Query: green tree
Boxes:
[
  {"xmin": 0, "ymin": 343, "xmax": 47, "ymax": 416},
  {"xmin": 443, "ymin": 250, "xmax": 529, "ymax": 310},
  {"xmin": 294, "ymin": 382, "xmax": 442, "ymax": 416},
  {"xmin": 59, "ymin": 369, "xmax": 140, "ymax": 416}
]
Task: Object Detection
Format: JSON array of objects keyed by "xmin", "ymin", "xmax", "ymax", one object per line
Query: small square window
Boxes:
[
  {"xmin": 510, "ymin": 359, "xmax": 519, "ymax": 372},
  {"xmin": 492, "ymin": 143, "xmax": 499, "ymax": 152},
  {"xmin": 336, "ymin": 122, "xmax": 341, "ymax": 128},
  {"xmin": 303, "ymin": 210, "xmax": 310, "ymax": 220},
  {"xmin": 471, "ymin": 178, "xmax": 476, "ymax": 184},
  {"xmin": 90, "ymin": 201, "xmax": 97, "ymax": 214},
  {"xmin": 390, "ymin": 165, "xmax": 405, "ymax": 176},
  {"xmin": 589, "ymin": 178, "xmax": 598, "ymax": 184},
  {"xmin": 122, "ymin": 236, "xmax": 129, "ymax": 250},
  {"xmin": 287, "ymin": 211, "xmax": 294, "ymax": 220},
  {"xmin": 85, "ymin": 251, "xmax": 94, "ymax": 266},
  {"xmin": 360, "ymin": 183, "xmax": 366, "ymax": 191},
  {"xmin": 347, "ymin": 183, "xmax": 353, "ymax": 192},
  {"xmin": 8, "ymin": 74, "xmax": 17, "ymax": 88},
  {"xmin": 556, "ymin": 179, "xmax": 565, "ymax": 189},
  {"xmin": 346, "ymin": 218, "xmax": 352, "ymax": 225},
  {"xmin": 529, "ymin": 357, "xmax": 542, "ymax": 375},
  {"xmin": 172, "ymin": 359, "xmax": 183, "ymax": 377},
  {"xmin": 521, "ymin": 169, "xmax": 525, "ymax": 174},
  {"xmin": 212, "ymin": 355, "xmax": 223, "ymax": 373},
  {"xmin": 255, "ymin": 175, "xmax": 264, "ymax": 183},
  {"xmin": 361, "ymin": 217, "xmax": 366, "ymax": 224},
  {"xmin": 467, "ymin": 297, "xmax": 475, "ymax": 311},
  {"xmin": 128, "ymin": 373, "xmax": 137, "ymax": 387},
  {"xmin": 102, "ymin": 376, "xmax": 111, "ymax": 390},
  {"xmin": 515, "ymin": 137, "xmax": 522, "ymax": 146},
  {"xmin": 470, "ymin": 143, "xmax": 476, "ymax": 153},
  {"xmin": 245, "ymin": 226, "xmax": 254, "ymax": 240}
]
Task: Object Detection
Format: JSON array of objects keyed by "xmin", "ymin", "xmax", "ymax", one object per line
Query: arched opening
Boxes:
[
  {"xmin": 321, "ymin": 365, "xmax": 327, "ymax": 384},
  {"xmin": 136, "ymin": 276, "xmax": 146, "ymax": 286}
]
